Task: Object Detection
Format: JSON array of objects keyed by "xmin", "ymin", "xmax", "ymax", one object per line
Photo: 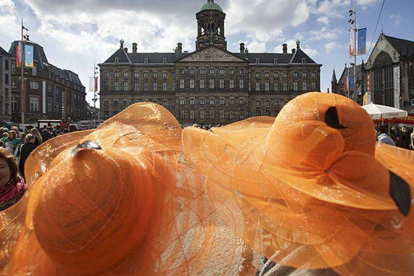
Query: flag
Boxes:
[
  {"xmin": 89, "ymin": 77, "xmax": 94, "ymax": 92},
  {"xmin": 16, "ymin": 42, "xmax": 22, "ymax": 67},
  {"xmin": 357, "ymin": 28, "xmax": 367, "ymax": 55},
  {"xmin": 25, "ymin": 44, "xmax": 34, "ymax": 67},
  {"xmin": 94, "ymin": 77, "xmax": 98, "ymax": 92},
  {"xmin": 349, "ymin": 30, "xmax": 355, "ymax": 58}
]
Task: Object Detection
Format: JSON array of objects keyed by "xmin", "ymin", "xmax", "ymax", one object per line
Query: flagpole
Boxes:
[
  {"xmin": 353, "ymin": 1, "xmax": 357, "ymax": 102},
  {"xmin": 20, "ymin": 18, "xmax": 25, "ymax": 124}
]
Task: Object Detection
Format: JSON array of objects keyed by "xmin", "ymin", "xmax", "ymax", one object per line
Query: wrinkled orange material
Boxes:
[
  {"xmin": 0, "ymin": 103, "xmax": 245, "ymax": 275},
  {"xmin": 183, "ymin": 92, "xmax": 414, "ymax": 275}
]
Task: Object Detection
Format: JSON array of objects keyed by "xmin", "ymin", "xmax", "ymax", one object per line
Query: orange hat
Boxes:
[
  {"xmin": 0, "ymin": 103, "xmax": 245, "ymax": 275},
  {"xmin": 183, "ymin": 92, "xmax": 414, "ymax": 275}
]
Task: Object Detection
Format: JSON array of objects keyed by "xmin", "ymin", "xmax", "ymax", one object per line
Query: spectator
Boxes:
[
  {"xmin": 41, "ymin": 128, "xmax": 51, "ymax": 142},
  {"xmin": 18, "ymin": 134, "xmax": 37, "ymax": 180},
  {"xmin": 30, "ymin": 128, "xmax": 43, "ymax": 146},
  {"xmin": 376, "ymin": 125, "xmax": 396, "ymax": 146},
  {"xmin": 8, "ymin": 130, "xmax": 22, "ymax": 155},
  {"xmin": 68, "ymin": 124, "xmax": 78, "ymax": 132}
]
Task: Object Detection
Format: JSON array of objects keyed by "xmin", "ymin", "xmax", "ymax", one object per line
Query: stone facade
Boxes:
[
  {"xmin": 99, "ymin": 0, "xmax": 322, "ymax": 124},
  {"xmin": 0, "ymin": 47, "xmax": 12, "ymax": 121},
  {"xmin": 333, "ymin": 33, "xmax": 414, "ymax": 110},
  {"xmin": 8, "ymin": 41, "xmax": 87, "ymax": 123}
]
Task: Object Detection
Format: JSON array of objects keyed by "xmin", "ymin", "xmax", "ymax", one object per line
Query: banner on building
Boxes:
[
  {"xmin": 343, "ymin": 77, "xmax": 348, "ymax": 92},
  {"xmin": 357, "ymin": 28, "xmax": 367, "ymax": 55},
  {"xmin": 363, "ymin": 92, "xmax": 371, "ymax": 105},
  {"xmin": 25, "ymin": 44, "xmax": 34, "ymax": 67},
  {"xmin": 349, "ymin": 77, "xmax": 355, "ymax": 90},
  {"xmin": 394, "ymin": 66, "xmax": 401, "ymax": 109},
  {"xmin": 95, "ymin": 77, "xmax": 98, "ymax": 92},
  {"xmin": 89, "ymin": 77, "xmax": 94, "ymax": 92},
  {"xmin": 16, "ymin": 42, "xmax": 22, "ymax": 67},
  {"xmin": 349, "ymin": 30, "xmax": 355, "ymax": 58},
  {"xmin": 42, "ymin": 81, "xmax": 47, "ymax": 114},
  {"xmin": 366, "ymin": 72, "xmax": 373, "ymax": 92}
]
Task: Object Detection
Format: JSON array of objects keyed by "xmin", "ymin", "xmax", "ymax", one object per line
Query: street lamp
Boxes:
[{"xmin": 20, "ymin": 19, "xmax": 29, "ymax": 124}]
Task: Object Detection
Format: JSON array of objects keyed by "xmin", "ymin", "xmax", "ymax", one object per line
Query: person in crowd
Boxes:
[
  {"xmin": 0, "ymin": 148, "xmax": 26, "ymax": 211},
  {"xmin": 68, "ymin": 124, "xmax": 77, "ymax": 132},
  {"xmin": 8, "ymin": 130, "xmax": 22, "ymax": 156},
  {"xmin": 401, "ymin": 126, "xmax": 411, "ymax": 149},
  {"xmin": 376, "ymin": 125, "xmax": 396, "ymax": 146},
  {"xmin": 25, "ymin": 125, "xmax": 34, "ymax": 133},
  {"xmin": 411, "ymin": 128, "xmax": 414, "ymax": 150},
  {"xmin": 392, "ymin": 126, "xmax": 405, "ymax": 147},
  {"xmin": 41, "ymin": 128, "xmax": 51, "ymax": 142},
  {"xmin": 19, "ymin": 132, "xmax": 26, "ymax": 142},
  {"xmin": 1, "ymin": 132, "xmax": 13, "ymax": 152},
  {"xmin": 30, "ymin": 128, "xmax": 43, "ymax": 146},
  {"xmin": 18, "ymin": 134, "xmax": 37, "ymax": 180}
]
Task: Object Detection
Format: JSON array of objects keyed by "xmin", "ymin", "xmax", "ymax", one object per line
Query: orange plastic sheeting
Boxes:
[
  {"xmin": 183, "ymin": 92, "xmax": 414, "ymax": 275},
  {"xmin": 0, "ymin": 103, "xmax": 245, "ymax": 275}
]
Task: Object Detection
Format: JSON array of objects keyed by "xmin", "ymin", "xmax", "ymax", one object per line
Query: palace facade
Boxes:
[{"xmin": 99, "ymin": 0, "xmax": 322, "ymax": 124}]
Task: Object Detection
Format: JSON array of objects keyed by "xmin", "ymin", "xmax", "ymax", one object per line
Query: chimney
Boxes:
[
  {"xmin": 240, "ymin": 43, "xmax": 245, "ymax": 54},
  {"xmin": 292, "ymin": 48, "xmax": 296, "ymax": 54},
  {"xmin": 124, "ymin": 47, "xmax": 128, "ymax": 53},
  {"xmin": 177, "ymin": 42, "xmax": 182, "ymax": 54},
  {"xmin": 283, "ymin": 43, "xmax": 287, "ymax": 54},
  {"xmin": 132, "ymin": 43, "xmax": 137, "ymax": 54}
]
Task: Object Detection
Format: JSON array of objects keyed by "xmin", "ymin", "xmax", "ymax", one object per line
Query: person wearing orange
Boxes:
[{"xmin": 183, "ymin": 92, "xmax": 414, "ymax": 275}]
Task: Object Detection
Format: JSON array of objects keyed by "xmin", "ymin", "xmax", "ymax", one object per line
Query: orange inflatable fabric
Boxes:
[
  {"xmin": 0, "ymin": 103, "xmax": 247, "ymax": 275},
  {"xmin": 182, "ymin": 92, "xmax": 414, "ymax": 275}
]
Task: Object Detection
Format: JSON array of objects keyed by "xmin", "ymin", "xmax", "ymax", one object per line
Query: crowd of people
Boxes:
[{"xmin": 376, "ymin": 124, "xmax": 414, "ymax": 148}]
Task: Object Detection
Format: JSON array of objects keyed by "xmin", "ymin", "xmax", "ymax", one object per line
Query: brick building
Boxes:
[
  {"xmin": 0, "ymin": 46, "xmax": 12, "ymax": 121},
  {"xmin": 8, "ymin": 41, "xmax": 87, "ymax": 123},
  {"xmin": 99, "ymin": 0, "xmax": 322, "ymax": 124}
]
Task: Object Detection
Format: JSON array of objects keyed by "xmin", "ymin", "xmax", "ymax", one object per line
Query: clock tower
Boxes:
[{"xmin": 196, "ymin": 0, "xmax": 227, "ymax": 50}]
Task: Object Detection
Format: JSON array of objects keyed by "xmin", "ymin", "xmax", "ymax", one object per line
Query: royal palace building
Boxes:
[
  {"xmin": 8, "ymin": 41, "xmax": 87, "ymax": 123},
  {"xmin": 99, "ymin": 0, "xmax": 322, "ymax": 124}
]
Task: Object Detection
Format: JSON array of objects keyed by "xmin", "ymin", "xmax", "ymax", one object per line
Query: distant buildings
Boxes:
[
  {"xmin": 0, "ymin": 47, "xmax": 12, "ymax": 121},
  {"xmin": 332, "ymin": 33, "xmax": 414, "ymax": 111},
  {"xmin": 99, "ymin": 0, "xmax": 322, "ymax": 124},
  {"xmin": 7, "ymin": 41, "xmax": 87, "ymax": 123}
]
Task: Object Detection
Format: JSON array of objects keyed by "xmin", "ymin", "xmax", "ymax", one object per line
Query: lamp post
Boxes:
[
  {"xmin": 92, "ymin": 63, "xmax": 99, "ymax": 120},
  {"xmin": 349, "ymin": 2, "xmax": 357, "ymax": 102}
]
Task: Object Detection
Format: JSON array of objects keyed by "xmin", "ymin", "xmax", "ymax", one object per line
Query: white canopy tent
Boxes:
[{"xmin": 361, "ymin": 103, "xmax": 408, "ymax": 120}]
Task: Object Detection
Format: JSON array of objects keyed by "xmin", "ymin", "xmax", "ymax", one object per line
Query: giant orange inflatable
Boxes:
[{"xmin": 183, "ymin": 92, "xmax": 414, "ymax": 275}]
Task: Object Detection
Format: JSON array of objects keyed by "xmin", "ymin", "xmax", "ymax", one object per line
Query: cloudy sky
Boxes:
[{"xmin": 1, "ymin": 0, "xmax": 413, "ymax": 105}]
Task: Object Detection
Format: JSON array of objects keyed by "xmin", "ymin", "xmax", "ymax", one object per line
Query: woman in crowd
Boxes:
[
  {"xmin": 18, "ymin": 134, "xmax": 37, "ymax": 180},
  {"xmin": 8, "ymin": 130, "xmax": 22, "ymax": 155},
  {"xmin": 30, "ymin": 128, "xmax": 43, "ymax": 146},
  {"xmin": 0, "ymin": 148, "xmax": 26, "ymax": 211}
]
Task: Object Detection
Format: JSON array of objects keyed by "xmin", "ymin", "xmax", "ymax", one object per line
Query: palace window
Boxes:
[
  {"xmin": 172, "ymin": 81, "xmax": 176, "ymax": 91},
  {"xmin": 162, "ymin": 72, "xmax": 167, "ymax": 78},
  {"xmin": 143, "ymin": 72, "xmax": 148, "ymax": 78},
  {"xmin": 256, "ymin": 82, "xmax": 260, "ymax": 91},
  {"xmin": 283, "ymin": 72, "xmax": 287, "ymax": 79},
  {"xmin": 210, "ymin": 99, "xmax": 215, "ymax": 105},
  {"xmin": 229, "ymin": 99, "xmax": 235, "ymax": 105},
  {"xmin": 256, "ymin": 72, "xmax": 261, "ymax": 78},
  {"xmin": 265, "ymin": 101, "xmax": 270, "ymax": 107},
  {"xmin": 114, "ymin": 81, "xmax": 119, "ymax": 91},
  {"xmin": 153, "ymin": 82, "xmax": 157, "ymax": 91},
  {"xmin": 265, "ymin": 82, "xmax": 270, "ymax": 91},
  {"xmin": 303, "ymin": 72, "xmax": 307, "ymax": 78},
  {"xmin": 163, "ymin": 81, "xmax": 167, "ymax": 91},
  {"xmin": 123, "ymin": 72, "xmax": 129, "ymax": 78},
  {"xmin": 283, "ymin": 82, "xmax": 288, "ymax": 91},
  {"xmin": 239, "ymin": 69, "xmax": 244, "ymax": 75},
  {"xmin": 30, "ymin": 82, "xmax": 38, "ymax": 89},
  {"xmin": 293, "ymin": 72, "xmax": 298, "ymax": 79},
  {"xmin": 143, "ymin": 82, "xmax": 149, "ymax": 92},
  {"xmin": 162, "ymin": 100, "xmax": 167, "ymax": 107},
  {"xmin": 179, "ymin": 99, "xmax": 185, "ymax": 105},
  {"xmin": 220, "ymin": 109, "xmax": 225, "ymax": 119},
  {"xmin": 200, "ymin": 109, "xmax": 205, "ymax": 119},
  {"xmin": 312, "ymin": 72, "xmax": 316, "ymax": 78},
  {"xmin": 230, "ymin": 68, "xmax": 234, "ymax": 75},
  {"xmin": 200, "ymin": 79, "xmax": 205, "ymax": 89},
  {"xmin": 180, "ymin": 79, "xmax": 185, "ymax": 89},
  {"xmin": 229, "ymin": 79, "xmax": 234, "ymax": 89},
  {"xmin": 190, "ymin": 109, "xmax": 195, "ymax": 119},
  {"xmin": 210, "ymin": 79, "xmax": 215, "ymax": 89},
  {"xmin": 239, "ymin": 98, "xmax": 245, "ymax": 105},
  {"xmin": 274, "ymin": 82, "xmax": 279, "ymax": 91},
  {"xmin": 189, "ymin": 69, "xmax": 195, "ymax": 75},
  {"xmin": 220, "ymin": 79, "xmax": 225, "ymax": 89},
  {"xmin": 134, "ymin": 72, "xmax": 139, "ymax": 78},
  {"xmin": 274, "ymin": 72, "xmax": 279, "ymax": 79},
  {"xmin": 190, "ymin": 99, "xmax": 195, "ymax": 105},
  {"xmin": 104, "ymin": 72, "xmax": 110, "ymax": 78},
  {"xmin": 220, "ymin": 99, "xmax": 225, "ymax": 105},
  {"xmin": 199, "ymin": 69, "xmax": 205, "ymax": 75},
  {"xmin": 265, "ymin": 72, "xmax": 270, "ymax": 78},
  {"xmin": 219, "ymin": 69, "xmax": 225, "ymax": 75},
  {"xmin": 104, "ymin": 101, "xmax": 110, "ymax": 108},
  {"xmin": 190, "ymin": 79, "xmax": 195, "ymax": 89},
  {"xmin": 293, "ymin": 81, "xmax": 298, "ymax": 91},
  {"xmin": 153, "ymin": 71, "xmax": 158, "ymax": 78},
  {"xmin": 303, "ymin": 81, "xmax": 307, "ymax": 91},
  {"xmin": 209, "ymin": 69, "xmax": 215, "ymax": 75},
  {"xmin": 239, "ymin": 79, "xmax": 244, "ymax": 89},
  {"xmin": 179, "ymin": 109, "xmax": 185, "ymax": 119},
  {"xmin": 311, "ymin": 81, "xmax": 316, "ymax": 90},
  {"xmin": 123, "ymin": 81, "xmax": 128, "ymax": 91},
  {"xmin": 114, "ymin": 71, "xmax": 119, "ymax": 78},
  {"xmin": 210, "ymin": 109, "xmax": 215, "ymax": 119},
  {"xmin": 134, "ymin": 82, "xmax": 139, "ymax": 91}
]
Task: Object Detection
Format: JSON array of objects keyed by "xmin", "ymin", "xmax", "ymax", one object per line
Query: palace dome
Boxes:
[{"xmin": 199, "ymin": 1, "xmax": 223, "ymax": 12}]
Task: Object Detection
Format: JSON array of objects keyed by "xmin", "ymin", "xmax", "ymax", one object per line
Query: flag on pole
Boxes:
[
  {"xmin": 16, "ymin": 42, "xmax": 22, "ymax": 67},
  {"xmin": 349, "ymin": 30, "xmax": 355, "ymax": 58},
  {"xmin": 94, "ymin": 77, "xmax": 98, "ymax": 92},
  {"xmin": 24, "ymin": 45, "xmax": 34, "ymax": 67},
  {"xmin": 357, "ymin": 28, "xmax": 367, "ymax": 55},
  {"xmin": 89, "ymin": 77, "xmax": 94, "ymax": 92}
]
